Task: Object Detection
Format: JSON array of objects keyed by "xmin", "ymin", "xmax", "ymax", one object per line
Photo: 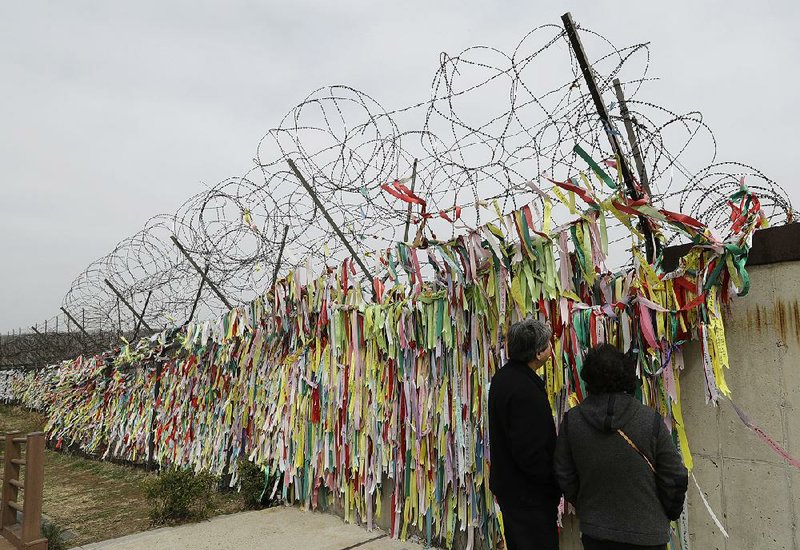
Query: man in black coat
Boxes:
[{"xmin": 489, "ymin": 318, "xmax": 560, "ymax": 550}]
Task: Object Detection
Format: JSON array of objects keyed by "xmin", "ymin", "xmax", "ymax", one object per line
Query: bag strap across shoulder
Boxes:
[{"xmin": 617, "ymin": 428, "xmax": 655, "ymax": 473}]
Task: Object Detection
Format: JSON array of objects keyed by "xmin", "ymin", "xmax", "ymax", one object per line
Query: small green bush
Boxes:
[
  {"xmin": 42, "ymin": 521, "xmax": 66, "ymax": 550},
  {"xmin": 143, "ymin": 468, "xmax": 217, "ymax": 525},
  {"xmin": 238, "ymin": 459, "xmax": 267, "ymax": 509},
  {"xmin": 236, "ymin": 459, "xmax": 285, "ymax": 509}
]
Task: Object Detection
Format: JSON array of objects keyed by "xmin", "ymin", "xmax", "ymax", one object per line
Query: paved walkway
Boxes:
[{"xmin": 73, "ymin": 507, "xmax": 432, "ymax": 550}]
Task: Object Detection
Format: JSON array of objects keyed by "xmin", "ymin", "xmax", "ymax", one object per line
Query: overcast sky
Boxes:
[{"xmin": 2, "ymin": 1, "xmax": 798, "ymax": 333}]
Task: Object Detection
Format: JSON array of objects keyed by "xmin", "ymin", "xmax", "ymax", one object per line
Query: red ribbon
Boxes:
[
  {"xmin": 381, "ymin": 180, "xmax": 427, "ymax": 208},
  {"xmin": 439, "ymin": 206, "xmax": 462, "ymax": 223},
  {"xmin": 552, "ymin": 178, "xmax": 598, "ymax": 206},
  {"xmin": 659, "ymin": 209, "xmax": 705, "ymax": 229}
]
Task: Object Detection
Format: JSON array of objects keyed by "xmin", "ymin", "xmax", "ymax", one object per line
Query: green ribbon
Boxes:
[
  {"xmin": 517, "ymin": 211, "xmax": 536, "ymax": 256},
  {"xmin": 574, "ymin": 144, "xmax": 617, "ymax": 189}
]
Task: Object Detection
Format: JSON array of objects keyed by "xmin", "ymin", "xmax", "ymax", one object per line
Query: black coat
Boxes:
[{"xmin": 488, "ymin": 359, "xmax": 560, "ymax": 508}]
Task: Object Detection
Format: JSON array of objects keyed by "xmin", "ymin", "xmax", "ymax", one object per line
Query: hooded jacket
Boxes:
[
  {"xmin": 488, "ymin": 360, "xmax": 560, "ymax": 508},
  {"xmin": 554, "ymin": 393, "xmax": 688, "ymax": 546}
]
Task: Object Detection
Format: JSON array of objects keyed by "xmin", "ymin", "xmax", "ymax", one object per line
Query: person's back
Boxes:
[
  {"xmin": 488, "ymin": 360, "xmax": 558, "ymax": 505},
  {"xmin": 554, "ymin": 345, "xmax": 688, "ymax": 549}
]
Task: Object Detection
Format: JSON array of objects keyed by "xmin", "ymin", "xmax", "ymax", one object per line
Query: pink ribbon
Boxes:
[{"xmin": 729, "ymin": 400, "xmax": 800, "ymax": 470}]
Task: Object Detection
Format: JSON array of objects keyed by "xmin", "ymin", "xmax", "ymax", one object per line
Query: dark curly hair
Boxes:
[{"xmin": 580, "ymin": 344, "xmax": 638, "ymax": 394}]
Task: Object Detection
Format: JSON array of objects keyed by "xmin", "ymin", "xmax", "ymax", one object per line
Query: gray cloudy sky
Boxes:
[{"xmin": 2, "ymin": 1, "xmax": 798, "ymax": 333}]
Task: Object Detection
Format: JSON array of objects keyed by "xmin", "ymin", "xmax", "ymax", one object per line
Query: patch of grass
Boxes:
[
  {"xmin": 0, "ymin": 404, "xmax": 47, "ymax": 434},
  {"xmin": 212, "ymin": 488, "xmax": 245, "ymax": 516},
  {"xmin": 43, "ymin": 450, "xmax": 154, "ymax": 547}
]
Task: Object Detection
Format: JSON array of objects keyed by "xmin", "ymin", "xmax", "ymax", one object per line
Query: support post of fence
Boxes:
[
  {"xmin": 60, "ymin": 307, "xmax": 101, "ymax": 349},
  {"xmin": 271, "ymin": 225, "xmax": 290, "ymax": 289},
  {"xmin": 287, "ymin": 159, "xmax": 374, "ymax": 282},
  {"xmin": 29, "ymin": 326, "xmax": 51, "ymax": 365},
  {"xmin": 187, "ymin": 263, "xmax": 209, "ymax": 325},
  {"xmin": 170, "ymin": 236, "xmax": 234, "ymax": 310},
  {"xmin": 612, "ymin": 78, "xmax": 653, "ymax": 200},
  {"xmin": 131, "ymin": 290, "xmax": 153, "ymax": 341},
  {"xmin": 561, "ymin": 12, "xmax": 657, "ymax": 263},
  {"xmin": 17, "ymin": 330, "xmax": 47, "ymax": 367},
  {"xmin": 403, "ymin": 159, "xmax": 418, "ymax": 243},
  {"xmin": 104, "ymin": 279, "xmax": 153, "ymax": 332}
]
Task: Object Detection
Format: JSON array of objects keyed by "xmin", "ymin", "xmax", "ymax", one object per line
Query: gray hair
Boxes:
[{"xmin": 507, "ymin": 318, "xmax": 552, "ymax": 363}]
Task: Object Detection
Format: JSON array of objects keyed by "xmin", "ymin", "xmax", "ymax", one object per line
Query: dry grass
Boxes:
[
  {"xmin": 0, "ymin": 405, "xmax": 46, "ymax": 435},
  {"xmin": 0, "ymin": 405, "xmax": 244, "ymax": 548}
]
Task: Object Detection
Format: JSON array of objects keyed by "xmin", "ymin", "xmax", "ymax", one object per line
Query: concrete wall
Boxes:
[{"xmin": 679, "ymin": 262, "xmax": 800, "ymax": 550}]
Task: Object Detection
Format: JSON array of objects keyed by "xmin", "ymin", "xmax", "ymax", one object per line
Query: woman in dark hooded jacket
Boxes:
[{"xmin": 553, "ymin": 344, "xmax": 688, "ymax": 550}]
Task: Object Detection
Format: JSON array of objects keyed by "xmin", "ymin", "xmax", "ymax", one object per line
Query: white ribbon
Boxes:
[{"xmin": 692, "ymin": 472, "xmax": 729, "ymax": 538}]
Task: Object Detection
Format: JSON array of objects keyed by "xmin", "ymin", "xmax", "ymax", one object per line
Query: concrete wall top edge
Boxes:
[{"xmin": 662, "ymin": 223, "xmax": 800, "ymax": 273}]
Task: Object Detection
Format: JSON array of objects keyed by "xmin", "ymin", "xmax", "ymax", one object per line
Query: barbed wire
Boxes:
[{"xmin": 3, "ymin": 20, "xmax": 794, "ymax": 367}]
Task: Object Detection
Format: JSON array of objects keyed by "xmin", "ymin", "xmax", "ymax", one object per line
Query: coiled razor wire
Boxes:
[{"xmin": 4, "ymin": 21, "xmax": 794, "ymax": 367}]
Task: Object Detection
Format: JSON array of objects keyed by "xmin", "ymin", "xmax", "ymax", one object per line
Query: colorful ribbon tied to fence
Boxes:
[{"xmin": 0, "ymin": 162, "xmax": 773, "ymax": 548}]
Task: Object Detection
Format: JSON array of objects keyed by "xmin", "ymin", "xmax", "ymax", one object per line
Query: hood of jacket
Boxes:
[{"xmin": 578, "ymin": 392, "xmax": 638, "ymax": 433}]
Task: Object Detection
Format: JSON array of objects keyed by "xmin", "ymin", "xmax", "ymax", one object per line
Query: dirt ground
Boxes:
[{"xmin": 0, "ymin": 405, "xmax": 243, "ymax": 548}]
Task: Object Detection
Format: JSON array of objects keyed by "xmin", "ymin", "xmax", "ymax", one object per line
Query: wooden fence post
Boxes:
[
  {"xmin": 1, "ymin": 431, "xmax": 47, "ymax": 549},
  {"xmin": 21, "ymin": 433, "xmax": 45, "ymax": 545}
]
